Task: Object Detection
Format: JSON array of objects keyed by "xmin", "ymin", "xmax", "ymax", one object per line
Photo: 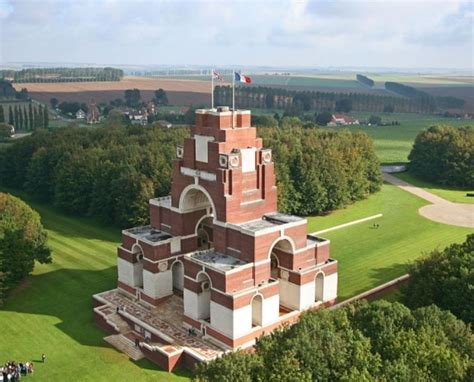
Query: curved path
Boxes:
[{"xmin": 383, "ymin": 173, "xmax": 474, "ymax": 228}]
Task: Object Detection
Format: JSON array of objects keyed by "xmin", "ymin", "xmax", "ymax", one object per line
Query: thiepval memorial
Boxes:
[{"xmin": 93, "ymin": 106, "xmax": 338, "ymax": 371}]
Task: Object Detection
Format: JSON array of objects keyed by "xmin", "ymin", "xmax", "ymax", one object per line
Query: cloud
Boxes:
[{"xmin": 0, "ymin": 0, "xmax": 472, "ymax": 69}]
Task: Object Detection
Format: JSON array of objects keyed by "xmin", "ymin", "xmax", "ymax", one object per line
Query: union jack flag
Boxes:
[{"xmin": 212, "ymin": 70, "xmax": 223, "ymax": 81}]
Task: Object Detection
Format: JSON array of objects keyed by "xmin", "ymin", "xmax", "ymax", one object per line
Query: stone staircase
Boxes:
[
  {"xmin": 108, "ymin": 312, "xmax": 131, "ymax": 333},
  {"xmin": 104, "ymin": 334, "xmax": 145, "ymax": 361}
]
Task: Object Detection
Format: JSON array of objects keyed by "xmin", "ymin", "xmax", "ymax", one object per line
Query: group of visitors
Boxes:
[{"xmin": 1, "ymin": 361, "xmax": 34, "ymax": 381}]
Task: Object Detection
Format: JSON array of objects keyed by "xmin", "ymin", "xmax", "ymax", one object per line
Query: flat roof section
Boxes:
[
  {"xmin": 238, "ymin": 212, "xmax": 305, "ymax": 233},
  {"xmin": 124, "ymin": 225, "xmax": 172, "ymax": 243},
  {"xmin": 190, "ymin": 250, "xmax": 248, "ymax": 271}
]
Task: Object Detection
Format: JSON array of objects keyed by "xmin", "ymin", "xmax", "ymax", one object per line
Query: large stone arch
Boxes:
[
  {"xmin": 171, "ymin": 260, "xmax": 184, "ymax": 291},
  {"xmin": 251, "ymin": 293, "xmax": 264, "ymax": 327},
  {"xmin": 179, "ymin": 184, "xmax": 216, "ymax": 216}
]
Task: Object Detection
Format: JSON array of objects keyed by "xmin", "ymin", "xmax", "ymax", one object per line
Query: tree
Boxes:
[
  {"xmin": 154, "ymin": 88, "xmax": 168, "ymax": 105},
  {"xmin": 43, "ymin": 104, "xmax": 49, "ymax": 128},
  {"xmin": 8, "ymin": 106, "xmax": 13, "ymax": 125},
  {"xmin": 28, "ymin": 103, "xmax": 33, "ymax": 130},
  {"xmin": 401, "ymin": 234, "xmax": 474, "ymax": 324},
  {"xmin": 195, "ymin": 300, "xmax": 474, "ymax": 382},
  {"xmin": 335, "ymin": 98, "xmax": 352, "ymax": 112},
  {"xmin": 315, "ymin": 111, "xmax": 332, "ymax": 126},
  {"xmin": 368, "ymin": 115, "xmax": 382, "ymax": 125},
  {"xmin": 50, "ymin": 97, "xmax": 59, "ymax": 109},
  {"xmin": 124, "ymin": 88, "xmax": 141, "ymax": 108},
  {"xmin": 0, "ymin": 105, "xmax": 4, "ymax": 123},
  {"xmin": 408, "ymin": 125, "xmax": 474, "ymax": 188},
  {"xmin": 0, "ymin": 193, "xmax": 52, "ymax": 292},
  {"xmin": 13, "ymin": 105, "xmax": 19, "ymax": 128},
  {"xmin": 0, "ymin": 123, "xmax": 13, "ymax": 139}
]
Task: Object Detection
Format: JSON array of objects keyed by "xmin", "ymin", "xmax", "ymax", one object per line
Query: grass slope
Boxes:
[
  {"xmin": 0, "ymin": 191, "xmax": 191, "ymax": 382},
  {"xmin": 344, "ymin": 113, "xmax": 473, "ymax": 164},
  {"xmin": 393, "ymin": 171, "xmax": 474, "ymax": 204},
  {"xmin": 307, "ymin": 183, "xmax": 471, "ymax": 300}
]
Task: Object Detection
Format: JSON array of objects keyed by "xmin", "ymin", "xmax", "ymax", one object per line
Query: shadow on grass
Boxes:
[
  {"xmin": 0, "ymin": 187, "xmax": 121, "ymax": 243},
  {"xmin": 3, "ymin": 267, "xmax": 117, "ymax": 348}
]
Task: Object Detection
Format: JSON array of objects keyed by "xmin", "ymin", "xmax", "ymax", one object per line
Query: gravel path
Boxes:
[{"xmin": 383, "ymin": 173, "xmax": 474, "ymax": 228}]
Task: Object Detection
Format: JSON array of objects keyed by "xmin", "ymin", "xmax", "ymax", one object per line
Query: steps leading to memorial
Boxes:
[
  {"xmin": 108, "ymin": 312, "xmax": 131, "ymax": 333},
  {"xmin": 104, "ymin": 334, "xmax": 145, "ymax": 361}
]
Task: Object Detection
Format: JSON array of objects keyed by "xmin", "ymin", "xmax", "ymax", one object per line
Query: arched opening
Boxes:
[
  {"xmin": 251, "ymin": 294, "xmax": 263, "ymax": 327},
  {"xmin": 180, "ymin": 186, "xmax": 214, "ymax": 213},
  {"xmin": 131, "ymin": 244, "xmax": 144, "ymax": 288},
  {"xmin": 196, "ymin": 272, "xmax": 212, "ymax": 321},
  {"xmin": 268, "ymin": 238, "xmax": 295, "ymax": 311},
  {"xmin": 315, "ymin": 273, "xmax": 324, "ymax": 302},
  {"xmin": 270, "ymin": 254, "xmax": 279, "ymax": 279},
  {"xmin": 171, "ymin": 261, "xmax": 184, "ymax": 292},
  {"xmin": 197, "ymin": 216, "xmax": 213, "ymax": 250}
]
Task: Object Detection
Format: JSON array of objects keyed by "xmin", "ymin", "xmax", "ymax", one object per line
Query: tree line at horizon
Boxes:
[
  {"xmin": 0, "ymin": 115, "xmax": 381, "ymax": 227},
  {"xmin": 214, "ymin": 84, "xmax": 464, "ymax": 115},
  {"xmin": 0, "ymin": 103, "xmax": 48, "ymax": 132},
  {"xmin": 0, "ymin": 67, "xmax": 123, "ymax": 83}
]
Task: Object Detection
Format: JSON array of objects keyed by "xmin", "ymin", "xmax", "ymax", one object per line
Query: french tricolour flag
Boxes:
[{"xmin": 234, "ymin": 72, "xmax": 252, "ymax": 84}]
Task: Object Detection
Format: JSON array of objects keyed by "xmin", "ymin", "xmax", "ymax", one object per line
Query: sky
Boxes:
[{"xmin": 0, "ymin": 0, "xmax": 473, "ymax": 70}]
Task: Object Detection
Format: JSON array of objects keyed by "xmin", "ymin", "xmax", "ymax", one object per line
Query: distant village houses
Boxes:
[
  {"xmin": 75, "ymin": 109, "xmax": 86, "ymax": 119},
  {"xmin": 327, "ymin": 114, "xmax": 360, "ymax": 126}
]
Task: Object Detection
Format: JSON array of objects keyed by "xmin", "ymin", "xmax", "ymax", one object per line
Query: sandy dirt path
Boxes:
[{"xmin": 383, "ymin": 173, "xmax": 474, "ymax": 228}]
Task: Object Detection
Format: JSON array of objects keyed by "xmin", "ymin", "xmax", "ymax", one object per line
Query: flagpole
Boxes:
[
  {"xmin": 232, "ymin": 69, "xmax": 235, "ymax": 128},
  {"xmin": 211, "ymin": 69, "xmax": 214, "ymax": 109}
]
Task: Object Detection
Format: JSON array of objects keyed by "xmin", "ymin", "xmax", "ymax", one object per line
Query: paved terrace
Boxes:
[{"xmin": 97, "ymin": 289, "xmax": 224, "ymax": 360}]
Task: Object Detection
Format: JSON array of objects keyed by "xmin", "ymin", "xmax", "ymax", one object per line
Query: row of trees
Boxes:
[
  {"xmin": 0, "ymin": 103, "xmax": 48, "ymax": 131},
  {"xmin": 124, "ymin": 88, "xmax": 169, "ymax": 108},
  {"xmin": 0, "ymin": 116, "xmax": 381, "ymax": 226},
  {"xmin": 385, "ymin": 81, "xmax": 465, "ymax": 109},
  {"xmin": 356, "ymin": 74, "xmax": 375, "ymax": 87},
  {"xmin": 4, "ymin": 67, "xmax": 124, "ymax": 83},
  {"xmin": 0, "ymin": 122, "xmax": 188, "ymax": 227},
  {"xmin": 214, "ymin": 85, "xmax": 436, "ymax": 114},
  {"xmin": 0, "ymin": 193, "xmax": 52, "ymax": 304},
  {"xmin": 258, "ymin": 126, "xmax": 382, "ymax": 215},
  {"xmin": 196, "ymin": 299, "xmax": 473, "ymax": 381},
  {"xmin": 408, "ymin": 125, "xmax": 473, "ymax": 188}
]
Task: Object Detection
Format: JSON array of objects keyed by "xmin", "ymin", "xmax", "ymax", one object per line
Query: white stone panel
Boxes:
[
  {"xmin": 241, "ymin": 148, "xmax": 256, "ymax": 173},
  {"xmin": 117, "ymin": 258, "xmax": 135, "ymax": 286},
  {"xmin": 184, "ymin": 289, "xmax": 200, "ymax": 319},
  {"xmin": 299, "ymin": 282, "xmax": 315, "ymax": 310},
  {"xmin": 261, "ymin": 294, "xmax": 279, "ymax": 325},
  {"xmin": 195, "ymin": 135, "xmax": 214, "ymax": 163},
  {"xmin": 170, "ymin": 237, "xmax": 181, "ymax": 253},
  {"xmin": 210, "ymin": 302, "xmax": 234, "ymax": 337},
  {"xmin": 143, "ymin": 269, "xmax": 172, "ymax": 299},
  {"xmin": 233, "ymin": 305, "xmax": 252, "ymax": 337},
  {"xmin": 323, "ymin": 273, "xmax": 338, "ymax": 302},
  {"xmin": 197, "ymin": 289, "xmax": 211, "ymax": 320},
  {"xmin": 278, "ymin": 279, "xmax": 300, "ymax": 310}
]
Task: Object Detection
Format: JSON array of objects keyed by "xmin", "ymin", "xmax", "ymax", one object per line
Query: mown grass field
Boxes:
[
  {"xmin": 393, "ymin": 171, "xmax": 474, "ymax": 204},
  {"xmin": 0, "ymin": 190, "xmax": 191, "ymax": 382},
  {"xmin": 307, "ymin": 182, "xmax": 471, "ymax": 300},
  {"xmin": 343, "ymin": 113, "xmax": 473, "ymax": 164}
]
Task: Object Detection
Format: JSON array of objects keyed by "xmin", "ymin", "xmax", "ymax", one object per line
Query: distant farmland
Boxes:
[{"xmin": 13, "ymin": 76, "xmax": 212, "ymax": 106}]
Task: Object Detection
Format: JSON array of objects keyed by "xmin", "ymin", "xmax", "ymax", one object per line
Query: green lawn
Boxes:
[
  {"xmin": 307, "ymin": 182, "xmax": 471, "ymax": 300},
  {"xmin": 0, "ymin": 190, "xmax": 191, "ymax": 381},
  {"xmin": 1, "ymin": 182, "xmax": 471, "ymax": 379},
  {"xmin": 343, "ymin": 113, "xmax": 473, "ymax": 165},
  {"xmin": 392, "ymin": 171, "xmax": 474, "ymax": 204}
]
